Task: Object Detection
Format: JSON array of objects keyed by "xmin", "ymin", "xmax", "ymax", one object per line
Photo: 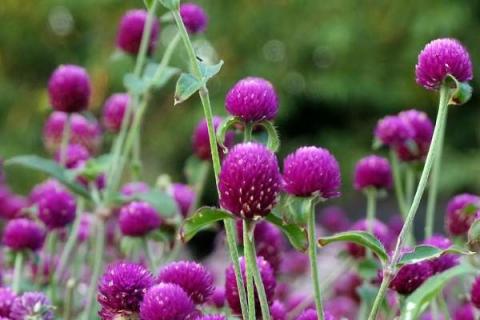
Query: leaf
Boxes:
[
  {"xmin": 265, "ymin": 212, "xmax": 308, "ymax": 251},
  {"xmin": 217, "ymin": 116, "xmax": 241, "ymax": 151},
  {"xmin": 174, "ymin": 73, "xmax": 203, "ymax": 105},
  {"xmin": 120, "ymin": 237, "xmax": 142, "ymax": 257},
  {"xmin": 124, "ymin": 73, "xmax": 146, "ymax": 95},
  {"xmin": 80, "ymin": 154, "xmax": 112, "ymax": 180},
  {"xmin": 397, "ymin": 245, "xmax": 474, "ymax": 267},
  {"xmin": 180, "ymin": 207, "xmax": 233, "ymax": 242},
  {"xmin": 401, "ymin": 264, "xmax": 476, "ymax": 320},
  {"xmin": 5, "ymin": 155, "xmax": 90, "ymax": 199},
  {"xmin": 318, "ymin": 231, "xmax": 388, "ymax": 264},
  {"xmin": 143, "ymin": 0, "xmax": 155, "ymax": 9},
  {"xmin": 130, "ymin": 190, "xmax": 180, "ymax": 219},
  {"xmin": 199, "ymin": 60, "xmax": 224, "ymax": 82},
  {"xmin": 143, "ymin": 63, "xmax": 180, "ymax": 89},
  {"xmin": 256, "ymin": 120, "xmax": 280, "ymax": 152}
]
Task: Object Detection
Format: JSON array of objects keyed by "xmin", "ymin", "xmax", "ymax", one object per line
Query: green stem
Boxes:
[
  {"xmin": 307, "ymin": 199, "xmax": 324, "ymax": 320},
  {"xmin": 366, "ymin": 188, "xmax": 377, "ymax": 234},
  {"xmin": 133, "ymin": 1, "xmax": 158, "ymax": 76},
  {"xmin": 405, "ymin": 165, "xmax": 415, "ymax": 207},
  {"xmin": 390, "ymin": 150, "xmax": 407, "ymax": 218},
  {"xmin": 243, "ymin": 220, "xmax": 256, "ymax": 320},
  {"xmin": 12, "ymin": 251, "xmax": 24, "ymax": 293},
  {"xmin": 244, "ymin": 122, "xmax": 253, "ymax": 142},
  {"xmin": 59, "ymin": 114, "xmax": 71, "ymax": 167},
  {"xmin": 368, "ymin": 85, "xmax": 451, "ymax": 320},
  {"xmin": 143, "ymin": 237, "xmax": 156, "ymax": 272},
  {"xmin": 63, "ymin": 278, "xmax": 76, "ymax": 320},
  {"xmin": 82, "ymin": 217, "xmax": 105, "ymax": 320}
]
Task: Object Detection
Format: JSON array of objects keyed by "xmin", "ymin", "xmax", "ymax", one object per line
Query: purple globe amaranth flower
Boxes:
[
  {"xmin": 29, "ymin": 179, "xmax": 63, "ymax": 204},
  {"xmin": 37, "ymin": 187, "xmax": 76, "ymax": 229},
  {"xmin": 171, "ymin": 183, "xmax": 195, "ymax": 217},
  {"xmin": 3, "ymin": 218, "xmax": 46, "ymax": 251},
  {"xmin": 180, "ymin": 3, "xmax": 208, "ymax": 34},
  {"xmin": 225, "ymin": 256, "xmax": 276, "ymax": 315},
  {"xmin": 97, "ymin": 262, "xmax": 154, "ymax": 318},
  {"xmin": 140, "ymin": 283, "xmax": 196, "ymax": 320},
  {"xmin": 219, "ymin": 142, "xmax": 281, "ymax": 220},
  {"xmin": 0, "ymin": 287, "xmax": 16, "ymax": 317},
  {"xmin": 10, "ymin": 292, "xmax": 54, "ymax": 320},
  {"xmin": 54, "ymin": 143, "xmax": 90, "ymax": 169},
  {"xmin": 333, "ymin": 271, "xmax": 362, "ymax": 301},
  {"xmin": 325, "ymin": 296, "xmax": 358, "ymax": 320},
  {"xmin": 454, "ymin": 302, "xmax": 475, "ymax": 320},
  {"xmin": 225, "ymin": 77, "xmax": 279, "ymax": 122},
  {"xmin": 120, "ymin": 181, "xmax": 150, "ymax": 197},
  {"xmin": 389, "ymin": 258, "xmax": 434, "ymax": 295},
  {"xmin": 48, "ymin": 64, "xmax": 91, "ymax": 113},
  {"xmin": 157, "ymin": 261, "xmax": 214, "ymax": 304},
  {"xmin": 347, "ymin": 219, "xmax": 391, "ymax": 258},
  {"xmin": 0, "ymin": 194, "xmax": 27, "ymax": 220},
  {"xmin": 279, "ymin": 250, "xmax": 309, "ymax": 276},
  {"xmin": 395, "ymin": 109, "xmax": 433, "ymax": 162},
  {"xmin": 270, "ymin": 300, "xmax": 287, "ymax": 320},
  {"xmin": 445, "ymin": 193, "xmax": 480, "ymax": 236},
  {"xmin": 195, "ymin": 316, "xmax": 226, "ymax": 320},
  {"xmin": 208, "ymin": 287, "xmax": 225, "ymax": 308},
  {"xmin": 43, "ymin": 112, "xmax": 102, "ymax": 154},
  {"xmin": 354, "ymin": 155, "xmax": 392, "ymax": 191},
  {"xmin": 423, "ymin": 235, "xmax": 459, "ymax": 273},
  {"xmin": 283, "ymin": 146, "xmax": 341, "ymax": 198},
  {"xmin": 296, "ymin": 309, "xmax": 334, "ymax": 320},
  {"xmin": 102, "ymin": 93, "xmax": 131, "ymax": 133},
  {"xmin": 319, "ymin": 206, "xmax": 351, "ymax": 233},
  {"xmin": 119, "ymin": 201, "xmax": 162, "ymax": 237},
  {"xmin": 471, "ymin": 276, "xmax": 480, "ymax": 309},
  {"xmin": 193, "ymin": 116, "xmax": 234, "ymax": 161},
  {"xmin": 416, "ymin": 38, "xmax": 473, "ymax": 90},
  {"xmin": 116, "ymin": 9, "xmax": 160, "ymax": 56},
  {"xmin": 374, "ymin": 115, "xmax": 413, "ymax": 147}
]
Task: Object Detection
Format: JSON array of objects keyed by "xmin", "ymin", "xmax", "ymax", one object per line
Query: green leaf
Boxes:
[
  {"xmin": 120, "ymin": 237, "xmax": 142, "ymax": 257},
  {"xmin": 129, "ymin": 190, "xmax": 180, "ymax": 220},
  {"xmin": 143, "ymin": 0, "xmax": 155, "ymax": 9},
  {"xmin": 397, "ymin": 245, "xmax": 474, "ymax": 267},
  {"xmin": 265, "ymin": 212, "xmax": 308, "ymax": 251},
  {"xmin": 318, "ymin": 231, "xmax": 388, "ymax": 264},
  {"xmin": 277, "ymin": 194, "xmax": 312, "ymax": 227},
  {"xmin": 180, "ymin": 207, "xmax": 233, "ymax": 242},
  {"xmin": 217, "ymin": 116, "xmax": 241, "ymax": 151},
  {"xmin": 5, "ymin": 155, "xmax": 90, "ymax": 199},
  {"xmin": 199, "ymin": 60, "xmax": 224, "ymax": 82},
  {"xmin": 468, "ymin": 219, "xmax": 480, "ymax": 252},
  {"xmin": 401, "ymin": 264, "xmax": 476, "ymax": 320},
  {"xmin": 80, "ymin": 154, "xmax": 112, "ymax": 180},
  {"xmin": 158, "ymin": 0, "xmax": 179, "ymax": 10},
  {"xmin": 256, "ymin": 120, "xmax": 280, "ymax": 152},
  {"xmin": 124, "ymin": 73, "xmax": 146, "ymax": 95},
  {"xmin": 174, "ymin": 73, "xmax": 203, "ymax": 105},
  {"xmin": 143, "ymin": 63, "xmax": 180, "ymax": 89}
]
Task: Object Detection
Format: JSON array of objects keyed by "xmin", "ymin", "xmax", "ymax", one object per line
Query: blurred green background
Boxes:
[{"xmin": 1, "ymin": 0, "xmax": 479, "ymax": 229}]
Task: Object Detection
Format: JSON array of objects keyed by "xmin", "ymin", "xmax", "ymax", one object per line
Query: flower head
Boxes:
[
  {"xmin": 119, "ymin": 201, "xmax": 162, "ymax": 237},
  {"xmin": 296, "ymin": 309, "xmax": 334, "ymax": 320},
  {"xmin": 325, "ymin": 296, "xmax": 358, "ymax": 319},
  {"xmin": 37, "ymin": 187, "xmax": 76, "ymax": 229},
  {"xmin": 423, "ymin": 235, "xmax": 458, "ymax": 273},
  {"xmin": 102, "ymin": 93, "xmax": 131, "ymax": 133},
  {"xmin": 219, "ymin": 142, "xmax": 281, "ymax": 219},
  {"xmin": 195, "ymin": 315, "xmax": 225, "ymax": 320},
  {"xmin": 180, "ymin": 3, "xmax": 208, "ymax": 34},
  {"xmin": 445, "ymin": 193, "xmax": 480, "ymax": 236},
  {"xmin": 354, "ymin": 155, "xmax": 392, "ymax": 191},
  {"xmin": 48, "ymin": 65, "xmax": 91, "ymax": 113},
  {"xmin": 395, "ymin": 109, "xmax": 433, "ymax": 162},
  {"xmin": 120, "ymin": 182, "xmax": 150, "ymax": 197},
  {"xmin": 29, "ymin": 179, "xmax": 62, "ymax": 204},
  {"xmin": 270, "ymin": 300, "xmax": 286, "ymax": 320},
  {"xmin": 374, "ymin": 115, "xmax": 413, "ymax": 147},
  {"xmin": 54, "ymin": 143, "xmax": 90, "ymax": 169},
  {"xmin": 225, "ymin": 77, "xmax": 279, "ymax": 122},
  {"xmin": 319, "ymin": 206, "xmax": 351, "ymax": 233},
  {"xmin": 208, "ymin": 287, "xmax": 225, "ymax": 309},
  {"xmin": 10, "ymin": 292, "xmax": 54, "ymax": 320},
  {"xmin": 97, "ymin": 262, "xmax": 154, "ymax": 318},
  {"xmin": 0, "ymin": 287, "xmax": 16, "ymax": 317},
  {"xmin": 139, "ymin": 283, "xmax": 196, "ymax": 320},
  {"xmin": 416, "ymin": 38, "xmax": 473, "ymax": 90},
  {"xmin": 390, "ymin": 259, "xmax": 433, "ymax": 295},
  {"xmin": 192, "ymin": 116, "xmax": 234, "ymax": 161},
  {"xmin": 454, "ymin": 302, "xmax": 475, "ymax": 319},
  {"xmin": 0, "ymin": 194, "xmax": 27, "ymax": 220},
  {"xmin": 157, "ymin": 261, "xmax": 214, "ymax": 304},
  {"xmin": 472, "ymin": 276, "xmax": 480, "ymax": 309},
  {"xmin": 116, "ymin": 10, "xmax": 160, "ymax": 55},
  {"xmin": 283, "ymin": 146, "xmax": 341, "ymax": 198},
  {"xmin": 171, "ymin": 183, "xmax": 195, "ymax": 217},
  {"xmin": 3, "ymin": 218, "xmax": 46, "ymax": 251}
]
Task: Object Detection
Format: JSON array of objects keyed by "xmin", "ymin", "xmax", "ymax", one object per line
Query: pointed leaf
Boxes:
[
  {"xmin": 199, "ymin": 60, "xmax": 224, "ymax": 82},
  {"xmin": 217, "ymin": 116, "xmax": 241, "ymax": 151},
  {"xmin": 265, "ymin": 212, "xmax": 308, "ymax": 251},
  {"xmin": 256, "ymin": 120, "xmax": 280, "ymax": 152},
  {"xmin": 180, "ymin": 207, "xmax": 233, "ymax": 242},
  {"xmin": 397, "ymin": 245, "xmax": 474, "ymax": 267},
  {"xmin": 318, "ymin": 231, "xmax": 388, "ymax": 264},
  {"xmin": 174, "ymin": 73, "xmax": 203, "ymax": 105}
]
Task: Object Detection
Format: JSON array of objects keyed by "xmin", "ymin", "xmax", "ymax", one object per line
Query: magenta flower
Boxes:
[
  {"xmin": 279, "ymin": 251, "xmax": 309, "ymax": 276},
  {"xmin": 171, "ymin": 183, "xmax": 196, "ymax": 217},
  {"xmin": 116, "ymin": 9, "xmax": 160, "ymax": 55},
  {"xmin": 208, "ymin": 287, "xmax": 225, "ymax": 309},
  {"xmin": 102, "ymin": 93, "xmax": 131, "ymax": 133},
  {"xmin": 10, "ymin": 292, "xmax": 54, "ymax": 320},
  {"xmin": 29, "ymin": 179, "xmax": 62, "ymax": 204},
  {"xmin": 445, "ymin": 193, "xmax": 480, "ymax": 236},
  {"xmin": 219, "ymin": 142, "xmax": 281, "ymax": 219},
  {"xmin": 225, "ymin": 256, "xmax": 276, "ymax": 316},
  {"xmin": 77, "ymin": 214, "xmax": 93, "ymax": 243},
  {"xmin": 387, "ymin": 214, "xmax": 404, "ymax": 237},
  {"xmin": 37, "ymin": 187, "xmax": 76, "ymax": 229},
  {"xmin": 97, "ymin": 262, "xmax": 154, "ymax": 318},
  {"xmin": 374, "ymin": 115, "xmax": 413, "ymax": 147},
  {"xmin": 120, "ymin": 181, "xmax": 150, "ymax": 197},
  {"xmin": 54, "ymin": 143, "xmax": 90, "ymax": 169},
  {"xmin": 354, "ymin": 155, "xmax": 392, "ymax": 191},
  {"xmin": 333, "ymin": 271, "xmax": 362, "ymax": 301},
  {"xmin": 283, "ymin": 146, "xmax": 341, "ymax": 198},
  {"xmin": 296, "ymin": 309, "xmax": 334, "ymax": 320},
  {"xmin": 140, "ymin": 283, "xmax": 197, "ymax": 320},
  {"xmin": 119, "ymin": 201, "xmax": 162, "ymax": 237},
  {"xmin": 0, "ymin": 287, "xmax": 16, "ymax": 317},
  {"xmin": 195, "ymin": 315, "xmax": 225, "ymax": 320},
  {"xmin": 347, "ymin": 219, "xmax": 391, "ymax": 258},
  {"xmin": 416, "ymin": 38, "xmax": 473, "ymax": 90},
  {"xmin": 423, "ymin": 235, "xmax": 458, "ymax": 273},
  {"xmin": 389, "ymin": 259, "xmax": 433, "ymax": 295},
  {"xmin": 325, "ymin": 296, "xmax": 358, "ymax": 320},
  {"xmin": 471, "ymin": 276, "xmax": 480, "ymax": 309},
  {"xmin": 192, "ymin": 116, "xmax": 234, "ymax": 161},
  {"xmin": 3, "ymin": 218, "xmax": 46, "ymax": 251},
  {"xmin": 157, "ymin": 261, "xmax": 214, "ymax": 304},
  {"xmin": 319, "ymin": 206, "xmax": 351, "ymax": 233},
  {"xmin": 225, "ymin": 77, "xmax": 279, "ymax": 122},
  {"xmin": 180, "ymin": 3, "xmax": 208, "ymax": 34},
  {"xmin": 48, "ymin": 65, "xmax": 91, "ymax": 113},
  {"xmin": 0, "ymin": 194, "xmax": 27, "ymax": 220},
  {"xmin": 270, "ymin": 300, "xmax": 287, "ymax": 320},
  {"xmin": 454, "ymin": 302, "xmax": 475, "ymax": 320},
  {"xmin": 395, "ymin": 109, "xmax": 433, "ymax": 162}
]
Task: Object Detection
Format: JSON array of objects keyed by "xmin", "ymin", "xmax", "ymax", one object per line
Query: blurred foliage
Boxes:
[{"xmin": 1, "ymin": 0, "xmax": 480, "ymax": 213}]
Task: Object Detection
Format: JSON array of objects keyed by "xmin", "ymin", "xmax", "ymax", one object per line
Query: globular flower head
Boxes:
[
  {"xmin": 10, "ymin": 292, "xmax": 54, "ymax": 320},
  {"xmin": 225, "ymin": 77, "xmax": 279, "ymax": 122},
  {"xmin": 54, "ymin": 143, "xmax": 90, "ymax": 169},
  {"xmin": 395, "ymin": 109, "xmax": 433, "ymax": 162},
  {"xmin": 374, "ymin": 115, "xmax": 413, "ymax": 147},
  {"xmin": 120, "ymin": 181, "xmax": 150, "ymax": 197},
  {"xmin": 119, "ymin": 201, "xmax": 162, "ymax": 237},
  {"xmin": 102, "ymin": 93, "xmax": 131, "ymax": 133},
  {"xmin": 180, "ymin": 3, "xmax": 208, "ymax": 34},
  {"xmin": 325, "ymin": 296, "xmax": 358, "ymax": 320},
  {"xmin": 37, "ymin": 187, "xmax": 76, "ymax": 229},
  {"xmin": 97, "ymin": 262, "xmax": 154, "ymax": 317},
  {"xmin": 471, "ymin": 276, "xmax": 480, "ymax": 309},
  {"xmin": 157, "ymin": 261, "xmax": 214, "ymax": 304},
  {"xmin": 319, "ymin": 206, "xmax": 351, "ymax": 233},
  {"xmin": 116, "ymin": 9, "xmax": 160, "ymax": 55},
  {"xmin": 445, "ymin": 193, "xmax": 480, "ymax": 236},
  {"xmin": 196, "ymin": 316, "xmax": 226, "ymax": 320},
  {"xmin": 416, "ymin": 38, "xmax": 473, "ymax": 90},
  {"xmin": 225, "ymin": 256, "xmax": 276, "ymax": 315},
  {"xmin": 353, "ymin": 155, "xmax": 392, "ymax": 191},
  {"xmin": 3, "ymin": 218, "xmax": 46, "ymax": 251},
  {"xmin": 0, "ymin": 194, "xmax": 27, "ymax": 220},
  {"xmin": 139, "ymin": 283, "xmax": 196, "ymax": 320},
  {"xmin": 208, "ymin": 287, "xmax": 225, "ymax": 309},
  {"xmin": 219, "ymin": 142, "xmax": 281, "ymax": 219},
  {"xmin": 454, "ymin": 302, "xmax": 475, "ymax": 320},
  {"xmin": 347, "ymin": 219, "xmax": 391, "ymax": 258},
  {"xmin": 270, "ymin": 300, "xmax": 286, "ymax": 320},
  {"xmin": 171, "ymin": 183, "xmax": 195, "ymax": 218},
  {"xmin": 389, "ymin": 259, "xmax": 434, "ymax": 295},
  {"xmin": 296, "ymin": 309, "xmax": 334, "ymax": 320},
  {"xmin": 48, "ymin": 65, "xmax": 91, "ymax": 113},
  {"xmin": 29, "ymin": 179, "xmax": 62, "ymax": 204},
  {"xmin": 0, "ymin": 287, "xmax": 16, "ymax": 317},
  {"xmin": 43, "ymin": 112, "xmax": 102, "ymax": 154},
  {"xmin": 423, "ymin": 235, "xmax": 458, "ymax": 273},
  {"xmin": 283, "ymin": 146, "xmax": 341, "ymax": 198},
  {"xmin": 279, "ymin": 250, "xmax": 309, "ymax": 276},
  {"xmin": 193, "ymin": 116, "xmax": 234, "ymax": 161}
]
